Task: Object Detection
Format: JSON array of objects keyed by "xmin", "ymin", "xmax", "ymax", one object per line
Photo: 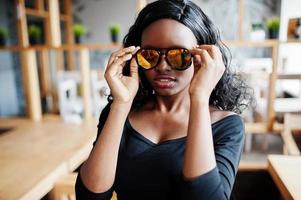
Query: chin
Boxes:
[
  {"xmin": 155, "ymin": 90, "xmax": 176, "ymax": 96},
  {"xmin": 153, "ymin": 86, "xmax": 187, "ymax": 97}
]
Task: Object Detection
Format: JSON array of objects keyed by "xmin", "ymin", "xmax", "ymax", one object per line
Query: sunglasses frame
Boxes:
[{"xmin": 135, "ymin": 47, "xmax": 193, "ymax": 71}]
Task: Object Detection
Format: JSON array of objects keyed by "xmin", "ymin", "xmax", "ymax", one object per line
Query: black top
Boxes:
[{"xmin": 75, "ymin": 103, "xmax": 245, "ymax": 200}]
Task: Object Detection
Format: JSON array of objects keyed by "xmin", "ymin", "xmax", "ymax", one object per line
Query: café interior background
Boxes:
[{"xmin": 0, "ymin": 0, "xmax": 301, "ymax": 200}]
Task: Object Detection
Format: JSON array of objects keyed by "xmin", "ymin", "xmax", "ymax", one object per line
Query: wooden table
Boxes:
[
  {"xmin": 0, "ymin": 115, "xmax": 97, "ymax": 200},
  {"xmin": 268, "ymin": 155, "xmax": 301, "ymax": 200}
]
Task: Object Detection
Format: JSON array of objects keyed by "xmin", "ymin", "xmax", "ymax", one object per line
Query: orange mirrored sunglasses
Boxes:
[{"xmin": 135, "ymin": 48, "xmax": 193, "ymax": 70}]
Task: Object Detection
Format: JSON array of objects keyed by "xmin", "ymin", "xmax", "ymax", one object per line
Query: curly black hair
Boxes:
[{"xmin": 109, "ymin": 0, "xmax": 254, "ymax": 114}]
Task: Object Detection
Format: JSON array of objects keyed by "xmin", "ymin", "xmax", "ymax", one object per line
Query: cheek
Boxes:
[
  {"xmin": 143, "ymin": 70, "xmax": 155, "ymax": 81},
  {"xmin": 174, "ymin": 68, "xmax": 194, "ymax": 87},
  {"xmin": 184, "ymin": 65, "xmax": 194, "ymax": 82}
]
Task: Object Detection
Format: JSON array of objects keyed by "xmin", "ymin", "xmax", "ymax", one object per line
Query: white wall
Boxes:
[
  {"xmin": 73, "ymin": 0, "xmax": 279, "ymax": 43},
  {"xmin": 0, "ymin": 67, "xmax": 19, "ymax": 115},
  {"xmin": 73, "ymin": 0, "xmax": 137, "ymax": 44},
  {"xmin": 279, "ymin": 0, "xmax": 301, "ymax": 41},
  {"xmin": 0, "ymin": 0, "xmax": 20, "ymax": 116},
  {"xmin": 278, "ymin": 0, "xmax": 301, "ymax": 71},
  {"xmin": 278, "ymin": 0, "xmax": 301, "ymax": 74},
  {"xmin": 277, "ymin": 0, "xmax": 301, "ymax": 96}
]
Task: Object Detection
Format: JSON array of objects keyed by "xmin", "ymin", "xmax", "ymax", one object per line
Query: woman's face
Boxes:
[{"xmin": 141, "ymin": 19, "xmax": 198, "ymax": 96}]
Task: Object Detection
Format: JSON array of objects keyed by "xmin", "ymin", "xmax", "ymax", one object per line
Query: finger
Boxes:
[
  {"xmin": 112, "ymin": 46, "xmax": 136, "ymax": 57},
  {"xmin": 113, "ymin": 53, "xmax": 133, "ymax": 66},
  {"xmin": 193, "ymin": 54, "xmax": 202, "ymax": 68},
  {"xmin": 108, "ymin": 46, "xmax": 136, "ymax": 65},
  {"xmin": 196, "ymin": 45, "xmax": 222, "ymax": 59},
  {"xmin": 118, "ymin": 46, "xmax": 140, "ymax": 68},
  {"xmin": 111, "ymin": 46, "xmax": 140, "ymax": 66},
  {"xmin": 132, "ymin": 46, "xmax": 140, "ymax": 55},
  {"xmin": 106, "ymin": 53, "xmax": 132, "ymax": 77},
  {"xmin": 117, "ymin": 46, "xmax": 139, "ymax": 57},
  {"xmin": 129, "ymin": 57, "xmax": 139, "ymax": 79},
  {"xmin": 190, "ymin": 48, "xmax": 213, "ymax": 66}
]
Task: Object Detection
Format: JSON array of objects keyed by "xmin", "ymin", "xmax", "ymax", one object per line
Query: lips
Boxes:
[{"xmin": 153, "ymin": 75, "xmax": 176, "ymax": 89}]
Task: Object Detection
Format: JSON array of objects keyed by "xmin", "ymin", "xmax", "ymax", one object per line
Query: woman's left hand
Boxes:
[{"xmin": 189, "ymin": 45, "xmax": 225, "ymax": 102}]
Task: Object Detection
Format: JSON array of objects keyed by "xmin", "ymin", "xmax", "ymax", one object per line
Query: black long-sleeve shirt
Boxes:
[{"xmin": 75, "ymin": 103, "xmax": 245, "ymax": 200}]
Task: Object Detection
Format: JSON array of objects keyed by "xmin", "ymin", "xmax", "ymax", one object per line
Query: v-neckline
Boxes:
[
  {"xmin": 125, "ymin": 117, "xmax": 186, "ymax": 146},
  {"xmin": 125, "ymin": 114, "xmax": 237, "ymax": 146}
]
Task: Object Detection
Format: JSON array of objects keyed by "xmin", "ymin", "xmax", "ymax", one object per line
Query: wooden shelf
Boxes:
[
  {"xmin": 243, "ymin": 72, "xmax": 301, "ymax": 80},
  {"xmin": 60, "ymin": 14, "xmax": 70, "ymax": 21},
  {"xmin": 60, "ymin": 43, "xmax": 122, "ymax": 50},
  {"xmin": 241, "ymin": 72, "xmax": 301, "ymax": 81},
  {"xmin": 0, "ymin": 45, "xmax": 21, "ymax": 51},
  {"xmin": 26, "ymin": 8, "xmax": 48, "ymax": 18},
  {"xmin": 0, "ymin": 43, "xmax": 122, "ymax": 52},
  {"xmin": 281, "ymin": 39, "xmax": 301, "ymax": 44},
  {"xmin": 0, "ymin": 45, "xmax": 52, "ymax": 52},
  {"xmin": 277, "ymin": 73, "xmax": 301, "ymax": 79}
]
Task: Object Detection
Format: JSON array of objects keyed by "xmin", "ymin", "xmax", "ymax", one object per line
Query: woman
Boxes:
[{"xmin": 76, "ymin": 0, "xmax": 253, "ymax": 199}]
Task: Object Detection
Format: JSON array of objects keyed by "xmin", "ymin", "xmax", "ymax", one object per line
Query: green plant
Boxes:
[
  {"xmin": 109, "ymin": 23, "xmax": 121, "ymax": 36},
  {"xmin": 28, "ymin": 24, "xmax": 42, "ymax": 39},
  {"xmin": 266, "ymin": 17, "xmax": 280, "ymax": 31},
  {"xmin": 252, "ymin": 22, "xmax": 264, "ymax": 30},
  {"xmin": 0, "ymin": 27, "xmax": 8, "ymax": 39},
  {"xmin": 73, "ymin": 23, "xmax": 87, "ymax": 38}
]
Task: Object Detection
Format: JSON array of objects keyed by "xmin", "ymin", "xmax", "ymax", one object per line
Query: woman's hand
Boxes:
[
  {"xmin": 189, "ymin": 45, "xmax": 225, "ymax": 102},
  {"xmin": 104, "ymin": 46, "xmax": 140, "ymax": 105}
]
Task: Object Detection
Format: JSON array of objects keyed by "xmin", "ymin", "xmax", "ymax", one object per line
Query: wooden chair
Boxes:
[
  {"xmin": 51, "ymin": 173, "xmax": 117, "ymax": 200},
  {"xmin": 281, "ymin": 113, "xmax": 301, "ymax": 155},
  {"xmin": 57, "ymin": 78, "xmax": 83, "ymax": 124}
]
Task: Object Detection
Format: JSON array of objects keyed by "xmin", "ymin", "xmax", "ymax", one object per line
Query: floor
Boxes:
[{"xmin": 234, "ymin": 133, "xmax": 284, "ymax": 200}]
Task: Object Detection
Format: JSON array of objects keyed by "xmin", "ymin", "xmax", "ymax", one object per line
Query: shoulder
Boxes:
[
  {"xmin": 210, "ymin": 108, "xmax": 238, "ymax": 125},
  {"xmin": 211, "ymin": 109, "xmax": 244, "ymax": 140},
  {"xmin": 211, "ymin": 109, "xmax": 243, "ymax": 128}
]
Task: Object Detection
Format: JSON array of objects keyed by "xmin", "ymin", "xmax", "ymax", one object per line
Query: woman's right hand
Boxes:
[{"xmin": 104, "ymin": 46, "xmax": 140, "ymax": 105}]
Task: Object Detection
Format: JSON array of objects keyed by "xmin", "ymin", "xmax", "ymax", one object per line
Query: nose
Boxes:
[{"xmin": 155, "ymin": 54, "xmax": 171, "ymax": 72}]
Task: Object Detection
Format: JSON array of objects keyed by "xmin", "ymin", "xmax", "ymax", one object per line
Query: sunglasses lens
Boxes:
[
  {"xmin": 137, "ymin": 49, "xmax": 160, "ymax": 69},
  {"xmin": 167, "ymin": 49, "xmax": 192, "ymax": 70}
]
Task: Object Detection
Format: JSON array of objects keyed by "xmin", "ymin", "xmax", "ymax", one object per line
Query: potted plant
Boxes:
[
  {"xmin": 0, "ymin": 27, "xmax": 8, "ymax": 46},
  {"xmin": 266, "ymin": 17, "xmax": 280, "ymax": 39},
  {"xmin": 250, "ymin": 22, "xmax": 265, "ymax": 41},
  {"xmin": 73, "ymin": 23, "xmax": 87, "ymax": 44},
  {"xmin": 109, "ymin": 23, "xmax": 121, "ymax": 43},
  {"xmin": 28, "ymin": 24, "xmax": 42, "ymax": 45}
]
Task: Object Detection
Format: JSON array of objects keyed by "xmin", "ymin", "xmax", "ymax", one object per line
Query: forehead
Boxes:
[{"xmin": 141, "ymin": 19, "xmax": 197, "ymax": 49}]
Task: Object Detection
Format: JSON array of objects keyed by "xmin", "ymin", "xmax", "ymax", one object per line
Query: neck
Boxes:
[{"xmin": 154, "ymin": 88, "xmax": 190, "ymax": 113}]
